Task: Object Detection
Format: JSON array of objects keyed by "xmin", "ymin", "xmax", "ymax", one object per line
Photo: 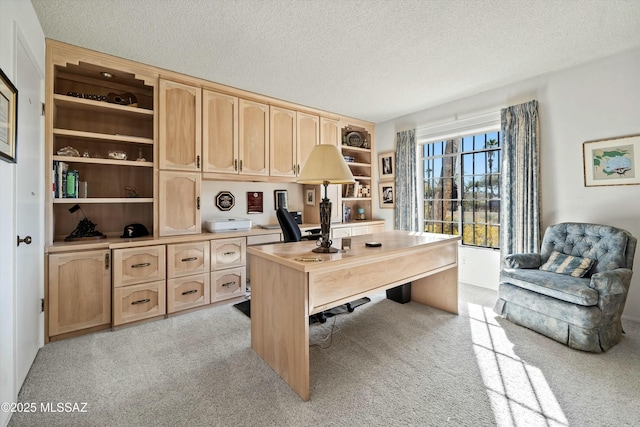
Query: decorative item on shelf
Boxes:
[
  {"xmin": 108, "ymin": 150, "xmax": 127, "ymax": 160},
  {"xmin": 345, "ymin": 131, "xmax": 364, "ymax": 147},
  {"xmin": 120, "ymin": 223, "xmax": 149, "ymax": 238},
  {"xmin": 66, "ymin": 91, "xmax": 107, "ymax": 102},
  {"xmin": 82, "ymin": 150, "xmax": 90, "ymax": 158},
  {"xmin": 57, "ymin": 146, "xmax": 80, "ymax": 157},
  {"xmin": 357, "ymin": 207, "xmax": 366, "ymax": 220},
  {"xmin": 64, "ymin": 204, "xmax": 106, "ymax": 241},
  {"xmin": 135, "ymin": 148, "xmax": 146, "ymax": 162},
  {"xmin": 106, "ymin": 92, "xmax": 137, "ymax": 106},
  {"xmin": 216, "ymin": 191, "xmax": 235, "ymax": 211},
  {"xmin": 125, "ymin": 186, "xmax": 139, "ymax": 198},
  {"xmin": 298, "ymin": 144, "xmax": 355, "ymax": 253}
]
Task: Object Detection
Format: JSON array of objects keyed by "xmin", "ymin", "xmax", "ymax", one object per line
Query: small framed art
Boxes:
[
  {"xmin": 378, "ymin": 151, "xmax": 395, "ymax": 180},
  {"xmin": 378, "ymin": 182, "xmax": 395, "ymax": 209},
  {"xmin": 305, "ymin": 188, "xmax": 315, "ymax": 206},
  {"xmin": 583, "ymin": 134, "xmax": 640, "ymax": 187},
  {"xmin": 0, "ymin": 68, "xmax": 18, "ymax": 163}
]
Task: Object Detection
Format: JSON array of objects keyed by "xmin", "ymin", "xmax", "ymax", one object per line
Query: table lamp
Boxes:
[{"xmin": 297, "ymin": 144, "xmax": 355, "ymax": 253}]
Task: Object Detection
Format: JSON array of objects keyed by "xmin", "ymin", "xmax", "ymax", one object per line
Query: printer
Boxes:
[{"xmin": 205, "ymin": 217, "xmax": 252, "ymax": 233}]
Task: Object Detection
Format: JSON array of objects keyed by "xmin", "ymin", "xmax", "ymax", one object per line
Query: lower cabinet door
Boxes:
[
  {"xmin": 211, "ymin": 267, "xmax": 246, "ymax": 302},
  {"xmin": 167, "ymin": 274, "xmax": 210, "ymax": 313},
  {"xmin": 113, "ymin": 280, "xmax": 166, "ymax": 326}
]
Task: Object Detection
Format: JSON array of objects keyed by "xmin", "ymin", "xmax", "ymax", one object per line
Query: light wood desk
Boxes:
[{"xmin": 247, "ymin": 231, "xmax": 461, "ymax": 400}]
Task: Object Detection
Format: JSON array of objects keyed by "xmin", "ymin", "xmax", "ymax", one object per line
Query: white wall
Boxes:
[
  {"xmin": 0, "ymin": 1, "xmax": 45, "ymax": 425},
  {"xmin": 375, "ymin": 47, "xmax": 640, "ymax": 321}
]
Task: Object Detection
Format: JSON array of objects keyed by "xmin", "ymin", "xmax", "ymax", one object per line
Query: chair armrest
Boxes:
[
  {"xmin": 305, "ymin": 228, "xmax": 321, "ymax": 234},
  {"xmin": 503, "ymin": 253, "xmax": 542, "ymax": 269},
  {"xmin": 589, "ymin": 268, "xmax": 633, "ymax": 295},
  {"xmin": 589, "ymin": 268, "xmax": 633, "ymax": 316}
]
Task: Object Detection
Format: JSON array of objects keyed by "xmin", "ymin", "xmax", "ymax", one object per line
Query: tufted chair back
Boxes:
[{"xmin": 540, "ymin": 223, "xmax": 636, "ymax": 276}]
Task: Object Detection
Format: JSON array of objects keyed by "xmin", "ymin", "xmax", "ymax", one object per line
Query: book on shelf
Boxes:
[{"xmin": 53, "ymin": 161, "xmax": 80, "ymax": 198}]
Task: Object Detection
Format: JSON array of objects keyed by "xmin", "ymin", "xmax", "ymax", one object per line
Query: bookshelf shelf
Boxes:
[
  {"xmin": 53, "ymin": 198, "xmax": 154, "ymax": 204},
  {"xmin": 53, "ymin": 128, "xmax": 154, "ymax": 145},
  {"xmin": 53, "ymin": 94, "xmax": 153, "ymax": 118},
  {"xmin": 53, "ymin": 155, "xmax": 153, "ymax": 168}
]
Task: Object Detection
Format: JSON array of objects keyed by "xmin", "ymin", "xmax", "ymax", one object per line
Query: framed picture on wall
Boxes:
[
  {"xmin": 0, "ymin": 68, "xmax": 18, "ymax": 163},
  {"xmin": 583, "ymin": 134, "xmax": 640, "ymax": 187},
  {"xmin": 305, "ymin": 188, "xmax": 315, "ymax": 206},
  {"xmin": 378, "ymin": 151, "xmax": 395, "ymax": 180},
  {"xmin": 378, "ymin": 182, "xmax": 395, "ymax": 209}
]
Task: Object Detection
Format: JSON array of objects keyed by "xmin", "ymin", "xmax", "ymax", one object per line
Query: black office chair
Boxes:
[{"xmin": 276, "ymin": 207, "xmax": 355, "ymax": 323}]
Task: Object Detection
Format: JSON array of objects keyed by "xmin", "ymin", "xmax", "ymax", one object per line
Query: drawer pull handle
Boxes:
[
  {"xmin": 181, "ymin": 289, "xmax": 198, "ymax": 295},
  {"xmin": 131, "ymin": 298, "xmax": 151, "ymax": 305},
  {"xmin": 222, "ymin": 251, "xmax": 236, "ymax": 256},
  {"xmin": 181, "ymin": 257, "xmax": 198, "ymax": 262},
  {"xmin": 222, "ymin": 281, "xmax": 236, "ymax": 288},
  {"xmin": 131, "ymin": 262, "xmax": 151, "ymax": 269}
]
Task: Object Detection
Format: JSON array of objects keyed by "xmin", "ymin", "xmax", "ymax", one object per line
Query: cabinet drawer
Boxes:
[
  {"xmin": 113, "ymin": 280, "xmax": 166, "ymax": 326},
  {"xmin": 167, "ymin": 241, "xmax": 210, "ymax": 278},
  {"xmin": 247, "ymin": 233, "xmax": 281, "ymax": 245},
  {"xmin": 167, "ymin": 274, "xmax": 210, "ymax": 313},
  {"xmin": 211, "ymin": 238, "xmax": 246, "ymax": 270},
  {"xmin": 113, "ymin": 246, "xmax": 166, "ymax": 287},
  {"xmin": 211, "ymin": 267, "xmax": 245, "ymax": 302},
  {"xmin": 351, "ymin": 225, "xmax": 370, "ymax": 236}
]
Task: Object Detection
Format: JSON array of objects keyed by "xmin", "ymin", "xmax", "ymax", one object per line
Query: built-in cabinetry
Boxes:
[
  {"xmin": 44, "ymin": 40, "xmax": 380, "ymax": 342},
  {"xmin": 167, "ymin": 242, "xmax": 211, "ymax": 313},
  {"xmin": 48, "ymin": 250, "xmax": 111, "ymax": 339},
  {"xmin": 211, "ymin": 238, "xmax": 246, "ymax": 302},
  {"xmin": 46, "ymin": 43, "xmax": 157, "ymax": 243},
  {"xmin": 112, "ymin": 246, "xmax": 167, "ymax": 326},
  {"xmin": 340, "ymin": 122, "xmax": 374, "ymax": 222}
]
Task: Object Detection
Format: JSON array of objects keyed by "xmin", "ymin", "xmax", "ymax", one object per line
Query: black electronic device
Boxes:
[
  {"xmin": 365, "ymin": 241, "xmax": 382, "ymax": 247},
  {"xmin": 291, "ymin": 211, "xmax": 302, "ymax": 224}
]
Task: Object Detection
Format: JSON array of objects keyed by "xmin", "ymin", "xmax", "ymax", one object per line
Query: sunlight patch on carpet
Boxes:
[{"xmin": 468, "ymin": 303, "xmax": 568, "ymax": 427}]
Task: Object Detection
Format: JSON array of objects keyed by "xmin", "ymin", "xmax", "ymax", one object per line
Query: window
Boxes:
[{"xmin": 421, "ymin": 131, "xmax": 501, "ymax": 248}]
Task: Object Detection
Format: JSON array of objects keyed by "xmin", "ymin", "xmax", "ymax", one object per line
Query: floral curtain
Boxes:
[
  {"xmin": 395, "ymin": 129, "xmax": 419, "ymax": 231},
  {"xmin": 500, "ymin": 100, "xmax": 540, "ymax": 259}
]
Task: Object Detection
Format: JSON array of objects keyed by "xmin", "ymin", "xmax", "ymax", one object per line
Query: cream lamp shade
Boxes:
[{"xmin": 297, "ymin": 144, "xmax": 355, "ymax": 184}]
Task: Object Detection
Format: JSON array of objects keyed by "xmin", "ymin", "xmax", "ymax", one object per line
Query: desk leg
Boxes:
[
  {"xmin": 410, "ymin": 266, "xmax": 458, "ymax": 314},
  {"xmin": 250, "ymin": 257, "xmax": 310, "ymax": 401}
]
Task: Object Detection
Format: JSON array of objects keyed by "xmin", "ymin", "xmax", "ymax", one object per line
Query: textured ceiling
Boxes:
[{"xmin": 31, "ymin": 0, "xmax": 640, "ymax": 123}]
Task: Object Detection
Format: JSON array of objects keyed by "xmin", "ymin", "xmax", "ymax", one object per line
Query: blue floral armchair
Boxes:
[{"xmin": 494, "ymin": 223, "xmax": 636, "ymax": 352}]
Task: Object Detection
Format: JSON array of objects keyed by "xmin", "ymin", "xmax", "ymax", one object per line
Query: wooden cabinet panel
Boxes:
[
  {"xmin": 113, "ymin": 280, "xmax": 166, "ymax": 325},
  {"xmin": 113, "ymin": 246, "xmax": 166, "ymax": 287},
  {"xmin": 297, "ymin": 112, "xmax": 319, "ymax": 174},
  {"xmin": 158, "ymin": 171, "xmax": 202, "ymax": 236},
  {"xmin": 270, "ymin": 106, "xmax": 297, "ymax": 177},
  {"xmin": 167, "ymin": 274, "xmax": 210, "ymax": 313},
  {"xmin": 239, "ymin": 99, "xmax": 269, "ymax": 176},
  {"xmin": 48, "ymin": 250, "xmax": 111, "ymax": 337},
  {"xmin": 351, "ymin": 225, "xmax": 371, "ymax": 236},
  {"xmin": 320, "ymin": 117, "xmax": 340, "ymax": 146},
  {"xmin": 167, "ymin": 241, "xmax": 210, "ymax": 278},
  {"xmin": 368, "ymin": 224, "xmax": 386, "ymax": 234},
  {"xmin": 211, "ymin": 267, "xmax": 246, "ymax": 302},
  {"xmin": 211, "ymin": 237, "xmax": 246, "ymax": 270},
  {"xmin": 202, "ymin": 90, "xmax": 238, "ymax": 174},
  {"xmin": 332, "ymin": 227, "xmax": 352, "ymax": 238},
  {"xmin": 159, "ymin": 79, "xmax": 202, "ymax": 171}
]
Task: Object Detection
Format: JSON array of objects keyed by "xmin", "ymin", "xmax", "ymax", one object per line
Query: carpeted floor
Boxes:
[{"xmin": 8, "ymin": 283, "xmax": 640, "ymax": 426}]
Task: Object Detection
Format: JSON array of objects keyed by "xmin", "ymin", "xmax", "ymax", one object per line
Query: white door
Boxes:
[{"xmin": 15, "ymin": 35, "xmax": 44, "ymax": 390}]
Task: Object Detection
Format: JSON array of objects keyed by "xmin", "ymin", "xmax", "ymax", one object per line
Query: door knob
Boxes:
[{"xmin": 17, "ymin": 235, "xmax": 32, "ymax": 246}]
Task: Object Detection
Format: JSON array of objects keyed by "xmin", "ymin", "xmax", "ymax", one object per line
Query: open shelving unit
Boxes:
[
  {"xmin": 46, "ymin": 58, "xmax": 157, "ymax": 243},
  {"xmin": 340, "ymin": 124, "xmax": 374, "ymax": 222}
]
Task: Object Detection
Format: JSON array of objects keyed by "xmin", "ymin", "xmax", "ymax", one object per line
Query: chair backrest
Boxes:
[
  {"xmin": 276, "ymin": 207, "xmax": 302, "ymax": 243},
  {"xmin": 540, "ymin": 222, "xmax": 637, "ymax": 274}
]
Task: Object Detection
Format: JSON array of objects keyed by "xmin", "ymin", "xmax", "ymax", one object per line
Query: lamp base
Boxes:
[{"xmin": 312, "ymin": 246, "xmax": 339, "ymax": 254}]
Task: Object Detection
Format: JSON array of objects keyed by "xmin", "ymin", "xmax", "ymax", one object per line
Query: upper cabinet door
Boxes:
[
  {"xmin": 203, "ymin": 90, "xmax": 238, "ymax": 174},
  {"xmin": 159, "ymin": 79, "xmax": 202, "ymax": 171},
  {"xmin": 320, "ymin": 117, "xmax": 340, "ymax": 147},
  {"xmin": 297, "ymin": 112, "xmax": 319, "ymax": 175},
  {"xmin": 238, "ymin": 99, "xmax": 269, "ymax": 176},
  {"xmin": 269, "ymin": 106, "xmax": 297, "ymax": 177}
]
